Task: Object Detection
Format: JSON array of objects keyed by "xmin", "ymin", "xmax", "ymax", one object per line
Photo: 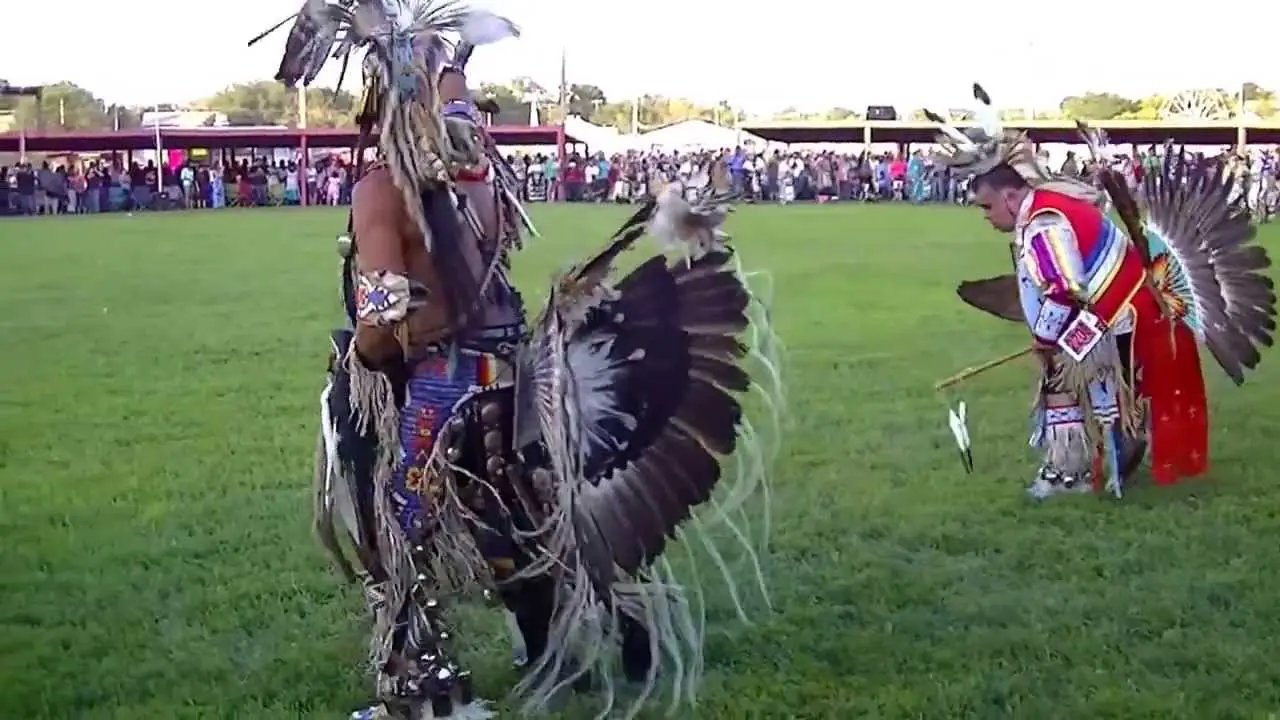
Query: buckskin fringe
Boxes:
[
  {"xmin": 1039, "ymin": 330, "xmax": 1140, "ymax": 476},
  {"xmin": 411, "ymin": 440, "xmax": 504, "ymax": 597},
  {"xmin": 712, "ymin": 256, "xmax": 787, "ymax": 563},
  {"xmin": 1043, "ymin": 418, "xmax": 1096, "ymax": 477},
  {"xmin": 343, "ymin": 352, "xmax": 413, "ymax": 670}
]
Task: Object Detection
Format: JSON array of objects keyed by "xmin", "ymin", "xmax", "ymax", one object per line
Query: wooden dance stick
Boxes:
[{"xmin": 934, "ymin": 346, "xmax": 1034, "ymax": 391}]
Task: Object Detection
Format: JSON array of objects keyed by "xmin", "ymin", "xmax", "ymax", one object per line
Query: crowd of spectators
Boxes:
[
  {"xmin": 2, "ymin": 145, "xmax": 1275, "ymax": 218},
  {"xmin": 0, "ymin": 155, "xmax": 360, "ymax": 215}
]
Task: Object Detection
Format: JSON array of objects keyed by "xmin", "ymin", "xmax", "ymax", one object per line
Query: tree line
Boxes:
[{"xmin": 1, "ymin": 79, "xmax": 1276, "ymax": 133}]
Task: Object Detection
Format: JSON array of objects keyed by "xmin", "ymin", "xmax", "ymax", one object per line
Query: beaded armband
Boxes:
[
  {"xmin": 355, "ymin": 270, "xmax": 428, "ymax": 327},
  {"xmin": 1032, "ymin": 296, "xmax": 1108, "ymax": 362},
  {"xmin": 1032, "ymin": 296, "xmax": 1075, "ymax": 344}
]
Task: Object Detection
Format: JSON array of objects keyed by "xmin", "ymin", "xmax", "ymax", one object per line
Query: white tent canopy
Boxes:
[
  {"xmin": 559, "ymin": 117, "xmax": 767, "ymax": 154},
  {"xmin": 563, "ymin": 116, "xmax": 624, "ymax": 153},
  {"xmin": 632, "ymin": 119, "xmax": 764, "ymax": 152}
]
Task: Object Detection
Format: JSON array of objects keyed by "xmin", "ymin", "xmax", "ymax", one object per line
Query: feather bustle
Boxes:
[{"xmin": 1144, "ymin": 145, "xmax": 1276, "ymax": 384}]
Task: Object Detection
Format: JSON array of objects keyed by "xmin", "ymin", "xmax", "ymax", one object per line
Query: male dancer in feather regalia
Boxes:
[
  {"xmin": 932, "ymin": 84, "xmax": 1275, "ymax": 500},
  {"xmin": 252, "ymin": 2, "xmax": 784, "ymax": 718}
]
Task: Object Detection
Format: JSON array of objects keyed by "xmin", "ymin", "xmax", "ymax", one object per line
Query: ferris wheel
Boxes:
[{"xmin": 1159, "ymin": 89, "xmax": 1231, "ymax": 120}]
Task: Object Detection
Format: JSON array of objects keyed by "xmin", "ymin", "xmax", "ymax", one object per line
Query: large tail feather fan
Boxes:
[
  {"xmin": 1143, "ymin": 143, "xmax": 1276, "ymax": 384},
  {"xmin": 512, "ymin": 201, "xmax": 785, "ymax": 718}
]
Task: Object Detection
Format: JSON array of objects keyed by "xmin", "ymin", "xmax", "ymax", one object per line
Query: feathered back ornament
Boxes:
[
  {"xmin": 1075, "ymin": 119, "xmax": 1150, "ymax": 257},
  {"xmin": 924, "ymin": 83, "xmax": 1101, "ymax": 205},
  {"xmin": 250, "ymin": 0, "xmax": 514, "ymax": 91},
  {"xmin": 249, "ymin": 0, "xmax": 520, "ymax": 240}
]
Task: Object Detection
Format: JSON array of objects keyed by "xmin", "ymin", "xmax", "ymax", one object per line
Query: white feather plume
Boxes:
[
  {"xmin": 971, "ymin": 83, "xmax": 1002, "ymax": 138},
  {"xmin": 948, "ymin": 401, "xmax": 970, "ymax": 454},
  {"xmin": 977, "ymin": 108, "xmax": 1001, "ymax": 138},
  {"xmin": 460, "ymin": 10, "xmax": 519, "ymax": 46}
]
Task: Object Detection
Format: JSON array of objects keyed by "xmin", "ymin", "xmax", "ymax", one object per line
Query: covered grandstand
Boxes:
[
  {"xmin": 740, "ymin": 119, "xmax": 1280, "ymax": 146},
  {"xmin": 4, "ymin": 119, "xmax": 1280, "ymax": 157},
  {"xmin": 0, "ymin": 125, "xmax": 577, "ymax": 153}
]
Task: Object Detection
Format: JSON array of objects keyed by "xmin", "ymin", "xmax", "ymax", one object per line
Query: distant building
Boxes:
[{"xmin": 139, "ymin": 109, "xmax": 230, "ymax": 128}]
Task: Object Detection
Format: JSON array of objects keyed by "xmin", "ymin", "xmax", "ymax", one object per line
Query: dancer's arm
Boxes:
[
  {"xmin": 1020, "ymin": 211, "xmax": 1090, "ymax": 346},
  {"xmin": 350, "ymin": 167, "xmax": 411, "ymax": 366}
]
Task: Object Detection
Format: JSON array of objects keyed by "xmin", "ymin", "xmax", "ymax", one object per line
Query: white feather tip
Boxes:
[{"xmin": 460, "ymin": 11, "xmax": 519, "ymax": 46}]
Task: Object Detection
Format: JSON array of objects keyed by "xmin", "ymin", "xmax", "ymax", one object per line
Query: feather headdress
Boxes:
[
  {"xmin": 250, "ymin": 0, "xmax": 519, "ymax": 238},
  {"xmin": 924, "ymin": 83, "xmax": 1101, "ymax": 206}
]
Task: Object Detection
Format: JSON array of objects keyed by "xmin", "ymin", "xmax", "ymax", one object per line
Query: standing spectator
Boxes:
[
  {"xmin": 181, "ymin": 163, "xmax": 196, "ymax": 208},
  {"xmin": 66, "ymin": 166, "xmax": 84, "ymax": 213},
  {"xmin": 543, "ymin": 155, "xmax": 559, "ymax": 200},
  {"xmin": 1060, "ymin": 150, "xmax": 1079, "ymax": 178},
  {"xmin": 83, "ymin": 165, "xmax": 101, "ymax": 213},
  {"xmin": 15, "ymin": 164, "xmax": 36, "ymax": 215},
  {"xmin": 285, "ymin": 162, "xmax": 300, "ymax": 205},
  {"xmin": 37, "ymin": 162, "xmax": 60, "ymax": 215}
]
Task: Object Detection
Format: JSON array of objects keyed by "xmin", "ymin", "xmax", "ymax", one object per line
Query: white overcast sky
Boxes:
[{"xmin": 4, "ymin": 0, "xmax": 1277, "ymax": 114}]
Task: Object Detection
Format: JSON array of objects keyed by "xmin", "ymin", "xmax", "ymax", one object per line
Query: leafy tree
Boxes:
[
  {"xmin": 1242, "ymin": 82, "xmax": 1274, "ymax": 103},
  {"xmin": 711, "ymin": 100, "xmax": 742, "ymax": 125},
  {"xmin": 12, "ymin": 77, "xmax": 1275, "ymax": 134},
  {"xmin": 108, "ymin": 105, "xmax": 146, "ymax": 130},
  {"xmin": 0, "ymin": 79, "xmax": 37, "ymax": 113},
  {"xmin": 566, "ymin": 83, "xmax": 606, "ymax": 119},
  {"xmin": 477, "ymin": 82, "xmax": 544, "ymax": 125},
  {"xmin": 302, "ymin": 87, "xmax": 360, "ymax": 127},
  {"xmin": 508, "ymin": 76, "xmax": 549, "ymax": 104},
  {"xmin": 478, "ymin": 82, "xmax": 522, "ymax": 109},
  {"xmin": 1058, "ymin": 92, "xmax": 1140, "ymax": 120},
  {"xmin": 1116, "ymin": 95, "xmax": 1165, "ymax": 120},
  {"xmin": 590, "ymin": 94, "xmax": 723, "ymax": 130},
  {"xmin": 9, "ymin": 82, "xmax": 108, "ymax": 130},
  {"xmin": 201, "ymin": 81, "xmax": 358, "ymax": 127},
  {"xmin": 1237, "ymin": 83, "xmax": 1277, "ymax": 118},
  {"xmin": 821, "ymin": 107, "xmax": 860, "ymax": 121},
  {"xmin": 592, "ymin": 102, "xmax": 632, "ymax": 131},
  {"xmin": 205, "ymin": 81, "xmax": 291, "ymax": 125}
]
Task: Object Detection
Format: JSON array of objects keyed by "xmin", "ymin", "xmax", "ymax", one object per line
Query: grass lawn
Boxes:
[{"xmin": 3, "ymin": 203, "xmax": 1280, "ymax": 720}]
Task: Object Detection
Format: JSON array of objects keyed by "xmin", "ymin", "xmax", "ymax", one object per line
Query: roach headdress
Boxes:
[
  {"xmin": 924, "ymin": 82, "xmax": 1102, "ymax": 206},
  {"xmin": 250, "ymin": 0, "xmax": 519, "ymax": 240}
]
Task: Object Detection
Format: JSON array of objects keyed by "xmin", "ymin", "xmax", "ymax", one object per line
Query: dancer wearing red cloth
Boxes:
[{"xmin": 931, "ymin": 84, "xmax": 1275, "ymax": 499}]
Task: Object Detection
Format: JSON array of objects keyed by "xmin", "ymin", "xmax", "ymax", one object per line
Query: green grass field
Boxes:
[{"xmin": 3, "ymin": 204, "xmax": 1280, "ymax": 720}]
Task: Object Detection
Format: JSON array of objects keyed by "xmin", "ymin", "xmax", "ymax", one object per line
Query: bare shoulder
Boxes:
[
  {"xmin": 352, "ymin": 168, "xmax": 409, "ymax": 234},
  {"xmin": 353, "ymin": 166, "xmax": 397, "ymax": 208},
  {"xmin": 351, "ymin": 167, "xmax": 407, "ymax": 271}
]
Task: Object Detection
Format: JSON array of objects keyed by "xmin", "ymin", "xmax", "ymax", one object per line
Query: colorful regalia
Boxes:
[
  {"xmin": 251, "ymin": 2, "xmax": 785, "ymax": 718},
  {"xmin": 932, "ymin": 84, "xmax": 1276, "ymax": 499}
]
